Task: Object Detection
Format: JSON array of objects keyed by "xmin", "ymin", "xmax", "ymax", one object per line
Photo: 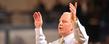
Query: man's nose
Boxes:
[{"xmin": 59, "ymin": 21, "xmax": 63, "ymax": 26}]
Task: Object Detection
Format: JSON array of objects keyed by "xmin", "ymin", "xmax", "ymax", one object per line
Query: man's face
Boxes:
[{"xmin": 58, "ymin": 12, "xmax": 74, "ymax": 37}]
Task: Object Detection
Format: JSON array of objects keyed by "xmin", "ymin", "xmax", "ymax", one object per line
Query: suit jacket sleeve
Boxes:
[
  {"xmin": 75, "ymin": 19, "xmax": 89, "ymax": 44},
  {"xmin": 35, "ymin": 27, "xmax": 47, "ymax": 44}
]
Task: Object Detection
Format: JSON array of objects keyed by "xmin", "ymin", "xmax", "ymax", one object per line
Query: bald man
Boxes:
[{"xmin": 33, "ymin": 3, "xmax": 89, "ymax": 44}]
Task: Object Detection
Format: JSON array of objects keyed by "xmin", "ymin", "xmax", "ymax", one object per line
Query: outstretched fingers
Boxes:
[
  {"xmin": 33, "ymin": 12, "xmax": 43, "ymax": 28},
  {"xmin": 38, "ymin": 12, "xmax": 43, "ymax": 23},
  {"xmin": 33, "ymin": 12, "xmax": 41, "ymax": 21},
  {"xmin": 38, "ymin": 12, "xmax": 42, "ymax": 20},
  {"xmin": 75, "ymin": 2, "xmax": 77, "ymax": 9},
  {"xmin": 69, "ymin": 2, "xmax": 77, "ymax": 15}
]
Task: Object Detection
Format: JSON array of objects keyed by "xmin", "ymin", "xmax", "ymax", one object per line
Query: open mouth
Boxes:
[{"xmin": 59, "ymin": 27, "xmax": 61, "ymax": 29}]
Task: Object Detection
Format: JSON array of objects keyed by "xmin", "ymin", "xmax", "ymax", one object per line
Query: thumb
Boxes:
[{"xmin": 75, "ymin": 2, "xmax": 77, "ymax": 8}]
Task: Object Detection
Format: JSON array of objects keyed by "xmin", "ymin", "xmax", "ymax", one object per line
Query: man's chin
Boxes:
[{"xmin": 59, "ymin": 33, "xmax": 65, "ymax": 37}]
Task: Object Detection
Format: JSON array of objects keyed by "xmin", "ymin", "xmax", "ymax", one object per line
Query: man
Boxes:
[{"xmin": 33, "ymin": 3, "xmax": 89, "ymax": 44}]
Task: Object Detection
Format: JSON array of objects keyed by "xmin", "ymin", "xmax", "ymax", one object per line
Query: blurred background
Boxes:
[{"xmin": 0, "ymin": 0, "xmax": 109, "ymax": 44}]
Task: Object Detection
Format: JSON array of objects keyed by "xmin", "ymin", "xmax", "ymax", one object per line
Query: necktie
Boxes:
[{"xmin": 60, "ymin": 37, "xmax": 64, "ymax": 44}]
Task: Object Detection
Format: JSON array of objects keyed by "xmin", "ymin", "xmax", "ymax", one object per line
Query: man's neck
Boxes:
[{"xmin": 62, "ymin": 31, "xmax": 73, "ymax": 37}]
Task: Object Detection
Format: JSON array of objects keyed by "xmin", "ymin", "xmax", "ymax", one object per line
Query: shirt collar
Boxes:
[{"xmin": 63, "ymin": 32, "xmax": 74, "ymax": 43}]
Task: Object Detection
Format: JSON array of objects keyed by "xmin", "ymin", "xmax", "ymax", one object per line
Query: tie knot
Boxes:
[{"xmin": 60, "ymin": 37, "xmax": 64, "ymax": 44}]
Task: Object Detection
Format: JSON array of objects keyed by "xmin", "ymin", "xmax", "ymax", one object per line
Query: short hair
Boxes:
[{"xmin": 62, "ymin": 12, "xmax": 76, "ymax": 23}]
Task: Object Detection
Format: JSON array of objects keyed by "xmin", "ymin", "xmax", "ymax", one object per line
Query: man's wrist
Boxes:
[{"xmin": 35, "ymin": 27, "xmax": 42, "ymax": 29}]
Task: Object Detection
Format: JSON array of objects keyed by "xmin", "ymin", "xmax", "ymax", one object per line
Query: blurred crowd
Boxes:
[{"xmin": 0, "ymin": 0, "xmax": 109, "ymax": 44}]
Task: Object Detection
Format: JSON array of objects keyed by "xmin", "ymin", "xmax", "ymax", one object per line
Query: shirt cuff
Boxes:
[{"xmin": 35, "ymin": 27, "xmax": 45, "ymax": 35}]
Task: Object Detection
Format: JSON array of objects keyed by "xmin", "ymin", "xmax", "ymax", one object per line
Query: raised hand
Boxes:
[
  {"xmin": 69, "ymin": 2, "xmax": 77, "ymax": 15},
  {"xmin": 69, "ymin": 2, "xmax": 77, "ymax": 21},
  {"xmin": 33, "ymin": 12, "xmax": 43, "ymax": 28}
]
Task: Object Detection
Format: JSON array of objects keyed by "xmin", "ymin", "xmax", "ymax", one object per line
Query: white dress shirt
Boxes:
[
  {"xmin": 64, "ymin": 32, "xmax": 76, "ymax": 44},
  {"xmin": 35, "ymin": 28, "xmax": 47, "ymax": 44}
]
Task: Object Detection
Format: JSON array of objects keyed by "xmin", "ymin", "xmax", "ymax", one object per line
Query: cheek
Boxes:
[
  {"xmin": 62, "ymin": 24, "xmax": 72, "ymax": 33},
  {"xmin": 64, "ymin": 23, "xmax": 73, "ymax": 30}
]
